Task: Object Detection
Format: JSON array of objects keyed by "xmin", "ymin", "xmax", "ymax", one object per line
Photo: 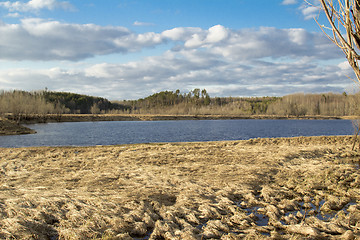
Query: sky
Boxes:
[{"xmin": 0, "ymin": 0, "xmax": 356, "ymax": 100}]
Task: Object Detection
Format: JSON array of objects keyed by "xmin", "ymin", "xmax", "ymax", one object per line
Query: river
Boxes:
[{"xmin": 0, "ymin": 119, "xmax": 355, "ymax": 148}]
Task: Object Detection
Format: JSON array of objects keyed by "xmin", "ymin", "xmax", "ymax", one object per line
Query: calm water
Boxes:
[{"xmin": 0, "ymin": 119, "xmax": 355, "ymax": 148}]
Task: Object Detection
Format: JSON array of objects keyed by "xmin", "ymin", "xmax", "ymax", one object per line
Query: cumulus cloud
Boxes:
[
  {"xmin": 181, "ymin": 25, "xmax": 229, "ymax": 48},
  {"xmin": 0, "ymin": 56, "xmax": 352, "ymax": 99},
  {"xmin": 0, "ymin": 0, "xmax": 74, "ymax": 12},
  {"xmin": 0, "ymin": 18, "xmax": 166, "ymax": 61},
  {"xmin": 0, "ymin": 21, "xmax": 351, "ymax": 99},
  {"xmin": 206, "ymin": 25, "xmax": 229, "ymax": 43},
  {"xmin": 0, "ymin": 46, "xmax": 351, "ymax": 100},
  {"xmin": 162, "ymin": 27, "xmax": 202, "ymax": 41},
  {"xmin": 173, "ymin": 26, "xmax": 341, "ymax": 61},
  {"xmin": 299, "ymin": 0, "xmax": 321, "ymax": 20},
  {"xmin": 0, "ymin": 20, "xmax": 340, "ymax": 62},
  {"xmin": 301, "ymin": 5, "xmax": 319, "ymax": 19}
]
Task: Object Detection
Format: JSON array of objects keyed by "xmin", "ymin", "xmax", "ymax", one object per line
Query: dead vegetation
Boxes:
[
  {"xmin": 0, "ymin": 117, "xmax": 35, "ymax": 135},
  {"xmin": 0, "ymin": 136, "xmax": 359, "ymax": 239}
]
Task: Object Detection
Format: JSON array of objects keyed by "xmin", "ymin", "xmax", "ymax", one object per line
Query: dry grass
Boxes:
[{"xmin": 0, "ymin": 136, "xmax": 359, "ymax": 239}]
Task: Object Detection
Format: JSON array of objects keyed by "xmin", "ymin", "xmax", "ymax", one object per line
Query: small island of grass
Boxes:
[{"xmin": 0, "ymin": 118, "xmax": 36, "ymax": 135}]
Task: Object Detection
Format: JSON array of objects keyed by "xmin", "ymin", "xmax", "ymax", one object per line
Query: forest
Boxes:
[
  {"xmin": 115, "ymin": 89, "xmax": 360, "ymax": 116},
  {"xmin": 1, "ymin": 89, "xmax": 360, "ymax": 119},
  {"xmin": 42, "ymin": 91, "xmax": 129, "ymax": 114}
]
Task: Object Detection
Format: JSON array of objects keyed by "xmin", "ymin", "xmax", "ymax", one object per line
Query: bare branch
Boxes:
[{"xmin": 314, "ymin": 0, "xmax": 360, "ymax": 82}]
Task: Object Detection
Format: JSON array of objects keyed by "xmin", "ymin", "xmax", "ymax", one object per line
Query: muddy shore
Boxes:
[{"xmin": 0, "ymin": 136, "xmax": 359, "ymax": 239}]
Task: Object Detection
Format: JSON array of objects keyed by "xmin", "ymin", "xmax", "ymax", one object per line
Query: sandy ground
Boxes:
[{"xmin": 0, "ymin": 136, "xmax": 359, "ymax": 239}]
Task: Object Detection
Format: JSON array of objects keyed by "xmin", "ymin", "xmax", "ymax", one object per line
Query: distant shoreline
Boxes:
[
  {"xmin": 1, "ymin": 114, "xmax": 358, "ymax": 136},
  {"xmin": 6, "ymin": 113, "xmax": 356, "ymax": 123}
]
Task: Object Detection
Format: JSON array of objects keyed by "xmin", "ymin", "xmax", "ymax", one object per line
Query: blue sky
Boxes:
[{"xmin": 0, "ymin": 0, "xmax": 355, "ymax": 100}]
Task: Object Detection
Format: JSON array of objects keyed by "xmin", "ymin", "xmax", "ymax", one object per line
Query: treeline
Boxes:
[
  {"xmin": 118, "ymin": 89, "xmax": 279, "ymax": 115},
  {"xmin": 43, "ymin": 91, "xmax": 129, "ymax": 114},
  {"xmin": 267, "ymin": 92, "xmax": 360, "ymax": 116},
  {"xmin": 0, "ymin": 90, "xmax": 128, "ymax": 121},
  {"xmin": 0, "ymin": 90, "xmax": 65, "ymax": 121},
  {"xmin": 120, "ymin": 89, "xmax": 211, "ymax": 112},
  {"xmin": 2, "ymin": 89, "xmax": 360, "ymax": 118},
  {"xmin": 118, "ymin": 89, "xmax": 360, "ymax": 116}
]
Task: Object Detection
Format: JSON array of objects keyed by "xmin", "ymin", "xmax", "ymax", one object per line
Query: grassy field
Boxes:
[{"xmin": 0, "ymin": 136, "xmax": 359, "ymax": 239}]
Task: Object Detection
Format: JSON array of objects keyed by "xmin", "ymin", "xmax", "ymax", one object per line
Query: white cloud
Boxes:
[
  {"xmin": 338, "ymin": 61, "xmax": 352, "ymax": 71},
  {"xmin": 6, "ymin": 12, "xmax": 21, "ymax": 18},
  {"xmin": 184, "ymin": 33, "xmax": 204, "ymax": 48},
  {"xmin": 0, "ymin": 20, "xmax": 339, "ymax": 62},
  {"xmin": 205, "ymin": 25, "xmax": 229, "ymax": 43},
  {"xmin": 135, "ymin": 32, "xmax": 163, "ymax": 45},
  {"xmin": 162, "ymin": 27, "xmax": 201, "ymax": 41},
  {"xmin": 0, "ymin": 21, "xmax": 350, "ymax": 99},
  {"xmin": 182, "ymin": 25, "xmax": 229, "ymax": 48},
  {"xmin": 2, "ymin": 59, "xmax": 352, "ymax": 99},
  {"xmin": 288, "ymin": 28, "xmax": 307, "ymax": 45},
  {"xmin": 0, "ymin": 46, "xmax": 351, "ymax": 100},
  {"xmin": 282, "ymin": 0, "xmax": 298, "ymax": 5},
  {"xmin": 0, "ymin": 18, "xmax": 166, "ymax": 61},
  {"xmin": 299, "ymin": 0, "xmax": 321, "ymax": 20},
  {"xmin": 0, "ymin": 0, "xmax": 74, "ymax": 12},
  {"xmin": 178, "ymin": 26, "xmax": 341, "ymax": 61},
  {"xmin": 133, "ymin": 21, "xmax": 155, "ymax": 26},
  {"xmin": 302, "ymin": 5, "xmax": 319, "ymax": 19}
]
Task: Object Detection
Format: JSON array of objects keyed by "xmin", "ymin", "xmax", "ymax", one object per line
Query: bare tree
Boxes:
[
  {"xmin": 314, "ymin": 0, "xmax": 360, "ymax": 81},
  {"xmin": 314, "ymin": 0, "xmax": 360, "ymax": 149}
]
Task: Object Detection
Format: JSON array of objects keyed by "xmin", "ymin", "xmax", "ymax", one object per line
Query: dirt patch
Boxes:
[
  {"xmin": 0, "ymin": 118, "xmax": 35, "ymax": 135},
  {"xmin": 0, "ymin": 136, "xmax": 359, "ymax": 239}
]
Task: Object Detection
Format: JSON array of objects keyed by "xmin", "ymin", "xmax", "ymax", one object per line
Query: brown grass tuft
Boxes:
[{"xmin": 0, "ymin": 136, "xmax": 359, "ymax": 239}]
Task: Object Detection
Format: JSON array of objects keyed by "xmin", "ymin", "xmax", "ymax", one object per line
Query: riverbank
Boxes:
[
  {"xmin": 5, "ymin": 113, "xmax": 351, "ymax": 123},
  {"xmin": 0, "ymin": 118, "xmax": 36, "ymax": 135},
  {"xmin": 0, "ymin": 136, "xmax": 359, "ymax": 239}
]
